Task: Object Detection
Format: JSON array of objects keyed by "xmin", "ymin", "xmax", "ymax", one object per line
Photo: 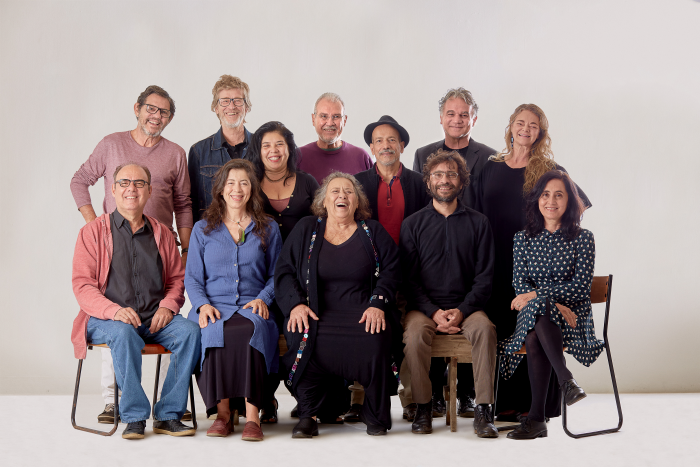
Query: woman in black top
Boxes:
[
  {"xmin": 472, "ymin": 104, "xmax": 591, "ymax": 419},
  {"xmin": 275, "ymin": 172, "xmax": 402, "ymax": 438},
  {"xmin": 248, "ymin": 121, "xmax": 319, "ymax": 423},
  {"xmin": 249, "ymin": 121, "xmax": 319, "ymax": 241}
]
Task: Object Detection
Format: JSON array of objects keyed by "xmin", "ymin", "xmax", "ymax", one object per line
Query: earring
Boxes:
[{"xmin": 510, "ymin": 136, "xmax": 514, "ymax": 146}]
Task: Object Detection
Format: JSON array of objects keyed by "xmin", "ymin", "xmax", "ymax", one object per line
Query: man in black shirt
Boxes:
[
  {"xmin": 412, "ymin": 87, "xmax": 496, "ymax": 208},
  {"xmin": 400, "ymin": 149, "xmax": 498, "ymax": 438}
]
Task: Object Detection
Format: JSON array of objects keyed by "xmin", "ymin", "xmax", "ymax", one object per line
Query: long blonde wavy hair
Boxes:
[{"xmin": 491, "ymin": 103, "xmax": 556, "ymax": 193}]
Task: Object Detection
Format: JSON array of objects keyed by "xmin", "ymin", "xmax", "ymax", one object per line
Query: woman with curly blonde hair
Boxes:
[{"xmin": 472, "ymin": 104, "xmax": 591, "ymax": 421}]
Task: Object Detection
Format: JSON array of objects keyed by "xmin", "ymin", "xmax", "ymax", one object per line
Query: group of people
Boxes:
[{"xmin": 70, "ymin": 76, "xmax": 604, "ymax": 442}]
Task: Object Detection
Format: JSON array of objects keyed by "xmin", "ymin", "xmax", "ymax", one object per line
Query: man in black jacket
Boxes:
[
  {"xmin": 412, "ymin": 88, "xmax": 496, "ymax": 208},
  {"xmin": 351, "ymin": 116, "xmax": 431, "ymax": 423},
  {"xmin": 401, "ymin": 149, "xmax": 498, "ymax": 438}
]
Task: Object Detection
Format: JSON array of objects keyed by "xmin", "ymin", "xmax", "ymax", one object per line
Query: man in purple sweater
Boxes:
[
  {"xmin": 70, "ymin": 85, "xmax": 193, "ymax": 425},
  {"xmin": 297, "ymin": 92, "xmax": 373, "ymax": 184}
]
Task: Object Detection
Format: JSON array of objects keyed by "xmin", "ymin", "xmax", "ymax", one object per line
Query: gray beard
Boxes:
[
  {"xmin": 222, "ymin": 118, "xmax": 243, "ymax": 129},
  {"xmin": 140, "ymin": 124, "xmax": 162, "ymax": 138}
]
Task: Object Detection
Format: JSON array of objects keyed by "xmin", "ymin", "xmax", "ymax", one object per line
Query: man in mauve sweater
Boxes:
[
  {"xmin": 70, "ymin": 85, "xmax": 193, "ymax": 425},
  {"xmin": 400, "ymin": 149, "xmax": 498, "ymax": 438},
  {"xmin": 71, "ymin": 163, "xmax": 200, "ymax": 439},
  {"xmin": 297, "ymin": 92, "xmax": 373, "ymax": 184}
]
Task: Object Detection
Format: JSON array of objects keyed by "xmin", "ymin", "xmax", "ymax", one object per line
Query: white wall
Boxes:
[{"xmin": 1, "ymin": 0, "xmax": 698, "ymax": 394}]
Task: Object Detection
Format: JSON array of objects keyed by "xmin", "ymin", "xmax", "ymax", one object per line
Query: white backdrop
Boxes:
[{"xmin": 1, "ymin": 0, "xmax": 698, "ymax": 394}]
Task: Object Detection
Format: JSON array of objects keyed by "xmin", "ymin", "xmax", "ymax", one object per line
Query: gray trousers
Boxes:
[{"xmin": 403, "ymin": 310, "xmax": 497, "ymax": 405}]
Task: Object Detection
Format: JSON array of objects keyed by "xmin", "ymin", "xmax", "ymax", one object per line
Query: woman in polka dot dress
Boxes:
[{"xmin": 500, "ymin": 170, "xmax": 604, "ymax": 440}]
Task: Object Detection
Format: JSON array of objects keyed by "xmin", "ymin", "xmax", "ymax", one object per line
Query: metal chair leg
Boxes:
[
  {"xmin": 189, "ymin": 376, "xmax": 198, "ymax": 430},
  {"xmin": 495, "ymin": 355, "xmax": 519, "ymax": 432},
  {"xmin": 152, "ymin": 354, "xmax": 162, "ymax": 420},
  {"xmin": 71, "ymin": 358, "xmax": 119, "ymax": 436},
  {"xmin": 562, "ymin": 341, "xmax": 623, "ymax": 438}
]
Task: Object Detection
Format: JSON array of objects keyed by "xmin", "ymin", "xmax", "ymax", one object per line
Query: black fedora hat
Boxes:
[{"xmin": 364, "ymin": 115, "xmax": 410, "ymax": 148}]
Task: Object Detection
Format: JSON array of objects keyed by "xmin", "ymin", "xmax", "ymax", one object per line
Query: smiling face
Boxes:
[
  {"xmin": 222, "ymin": 169, "xmax": 252, "ymax": 212},
  {"xmin": 510, "ymin": 110, "xmax": 541, "ymax": 149},
  {"xmin": 428, "ymin": 161, "xmax": 462, "ymax": 203},
  {"xmin": 260, "ymin": 131, "xmax": 289, "ymax": 173},
  {"xmin": 134, "ymin": 93, "xmax": 171, "ymax": 138},
  {"xmin": 215, "ymin": 88, "xmax": 247, "ymax": 129},
  {"xmin": 323, "ymin": 177, "xmax": 358, "ymax": 222},
  {"xmin": 440, "ymin": 98, "xmax": 477, "ymax": 141},
  {"xmin": 111, "ymin": 165, "xmax": 152, "ymax": 216},
  {"xmin": 312, "ymin": 99, "xmax": 347, "ymax": 145},
  {"xmin": 538, "ymin": 178, "xmax": 568, "ymax": 226},
  {"xmin": 370, "ymin": 124, "xmax": 404, "ymax": 167}
]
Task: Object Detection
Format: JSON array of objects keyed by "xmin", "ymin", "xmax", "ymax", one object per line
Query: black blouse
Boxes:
[{"xmin": 262, "ymin": 171, "xmax": 319, "ymax": 242}]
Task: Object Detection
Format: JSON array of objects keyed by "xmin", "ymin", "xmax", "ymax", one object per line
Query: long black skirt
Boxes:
[
  {"xmin": 295, "ymin": 308, "xmax": 394, "ymax": 429},
  {"xmin": 196, "ymin": 314, "xmax": 266, "ymax": 417}
]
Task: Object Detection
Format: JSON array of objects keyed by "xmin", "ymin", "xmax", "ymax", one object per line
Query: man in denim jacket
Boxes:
[{"xmin": 188, "ymin": 75, "xmax": 253, "ymax": 223}]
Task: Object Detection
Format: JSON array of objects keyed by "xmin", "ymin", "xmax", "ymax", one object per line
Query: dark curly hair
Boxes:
[
  {"xmin": 421, "ymin": 148, "xmax": 470, "ymax": 198},
  {"xmin": 524, "ymin": 170, "xmax": 583, "ymax": 241},
  {"xmin": 248, "ymin": 121, "xmax": 299, "ymax": 185},
  {"xmin": 202, "ymin": 159, "xmax": 273, "ymax": 249}
]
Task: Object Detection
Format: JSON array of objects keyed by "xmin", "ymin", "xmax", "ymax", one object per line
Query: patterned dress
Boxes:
[{"xmin": 499, "ymin": 228, "xmax": 604, "ymax": 379}]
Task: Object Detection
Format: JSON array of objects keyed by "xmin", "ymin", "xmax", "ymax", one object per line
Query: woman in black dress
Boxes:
[
  {"xmin": 275, "ymin": 172, "xmax": 402, "ymax": 438},
  {"xmin": 247, "ymin": 121, "xmax": 319, "ymax": 423},
  {"xmin": 473, "ymin": 104, "xmax": 591, "ymax": 420},
  {"xmin": 503, "ymin": 171, "xmax": 603, "ymax": 439}
]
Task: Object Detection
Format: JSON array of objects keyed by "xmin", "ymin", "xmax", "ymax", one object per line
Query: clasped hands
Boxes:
[
  {"xmin": 511, "ymin": 291, "xmax": 577, "ymax": 328},
  {"xmin": 287, "ymin": 304, "xmax": 386, "ymax": 334},
  {"xmin": 113, "ymin": 306, "xmax": 173, "ymax": 333},
  {"xmin": 198, "ymin": 299, "xmax": 269, "ymax": 329},
  {"xmin": 431, "ymin": 308, "xmax": 463, "ymax": 334}
]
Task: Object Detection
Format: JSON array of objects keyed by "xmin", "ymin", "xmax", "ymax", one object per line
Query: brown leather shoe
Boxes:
[
  {"xmin": 241, "ymin": 421, "xmax": 264, "ymax": 441},
  {"xmin": 207, "ymin": 417, "xmax": 233, "ymax": 437}
]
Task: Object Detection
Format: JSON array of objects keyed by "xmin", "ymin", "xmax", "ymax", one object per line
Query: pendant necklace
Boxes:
[{"xmin": 225, "ymin": 213, "xmax": 248, "ymax": 245}]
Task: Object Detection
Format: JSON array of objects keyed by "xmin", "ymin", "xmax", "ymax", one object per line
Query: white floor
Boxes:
[{"xmin": 1, "ymin": 393, "xmax": 697, "ymax": 467}]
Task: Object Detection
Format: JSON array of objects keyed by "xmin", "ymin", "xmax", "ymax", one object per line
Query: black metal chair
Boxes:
[
  {"xmin": 495, "ymin": 274, "xmax": 623, "ymax": 437},
  {"xmin": 563, "ymin": 275, "xmax": 623, "ymax": 438},
  {"xmin": 71, "ymin": 343, "xmax": 197, "ymax": 436}
]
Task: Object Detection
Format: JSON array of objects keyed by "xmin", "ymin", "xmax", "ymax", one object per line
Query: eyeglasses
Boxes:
[
  {"xmin": 218, "ymin": 98, "xmax": 246, "ymax": 108},
  {"xmin": 115, "ymin": 179, "xmax": 149, "ymax": 188},
  {"xmin": 144, "ymin": 104, "xmax": 171, "ymax": 118},
  {"xmin": 315, "ymin": 113, "xmax": 344, "ymax": 122},
  {"xmin": 430, "ymin": 171, "xmax": 459, "ymax": 180}
]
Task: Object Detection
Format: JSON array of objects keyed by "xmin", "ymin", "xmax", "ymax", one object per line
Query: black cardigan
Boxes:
[
  {"xmin": 261, "ymin": 171, "xmax": 320, "ymax": 242},
  {"xmin": 354, "ymin": 163, "xmax": 431, "ymax": 221},
  {"xmin": 274, "ymin": 216, "xmax": 402, "ymax": 393}
]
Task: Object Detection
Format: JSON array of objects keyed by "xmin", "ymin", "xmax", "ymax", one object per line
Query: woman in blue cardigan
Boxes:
[{"xmin": 185, "ymin": 159, "xmax": 282, "ymax": 441}]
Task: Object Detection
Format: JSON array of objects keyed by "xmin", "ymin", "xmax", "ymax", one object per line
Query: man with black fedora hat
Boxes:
[{"xmin": 348, "ymin": 116, "xmax": 430, "ymax": 423}]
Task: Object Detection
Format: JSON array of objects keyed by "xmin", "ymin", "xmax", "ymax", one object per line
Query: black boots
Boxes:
[
  {"xmin": 561, "ymin": 378, "xmax": 587, "ymax": 406},
  {"xmin": 507, "ymin": 417, "xmax": 548, "ymax": 440},
  {"xmin": 473, "ymin": 404, "xmax": 499, "ymax": 438},
  {"xmin": 411, "ymin": 402, "xmax": 433, "ymax": 434}
]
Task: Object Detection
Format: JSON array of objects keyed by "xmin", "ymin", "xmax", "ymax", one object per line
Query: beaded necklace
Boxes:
[{"xmin": 286, "ymin": 218, "xmax": 399, "ymax": 387}]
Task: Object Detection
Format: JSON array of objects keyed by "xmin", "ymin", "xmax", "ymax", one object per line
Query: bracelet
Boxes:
[{"xmin": 181, "ymin": 248, "xmax": 189, "ymax": 254}]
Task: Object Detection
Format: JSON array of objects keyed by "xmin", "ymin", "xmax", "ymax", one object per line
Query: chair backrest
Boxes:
[{"xmin": 590, "ymin": 276, "xmax": 610, "ymax": 304}]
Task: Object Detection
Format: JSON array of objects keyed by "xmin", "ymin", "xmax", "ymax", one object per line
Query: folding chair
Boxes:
[{"xmin": 71, "ymin": 343, "xmax": 197, "ymax": 436}]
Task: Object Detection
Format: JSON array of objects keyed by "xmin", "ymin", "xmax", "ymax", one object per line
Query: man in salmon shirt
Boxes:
[{"xmin": 71, "ymin": 163, "xmax": 200, "ymax": 440}]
